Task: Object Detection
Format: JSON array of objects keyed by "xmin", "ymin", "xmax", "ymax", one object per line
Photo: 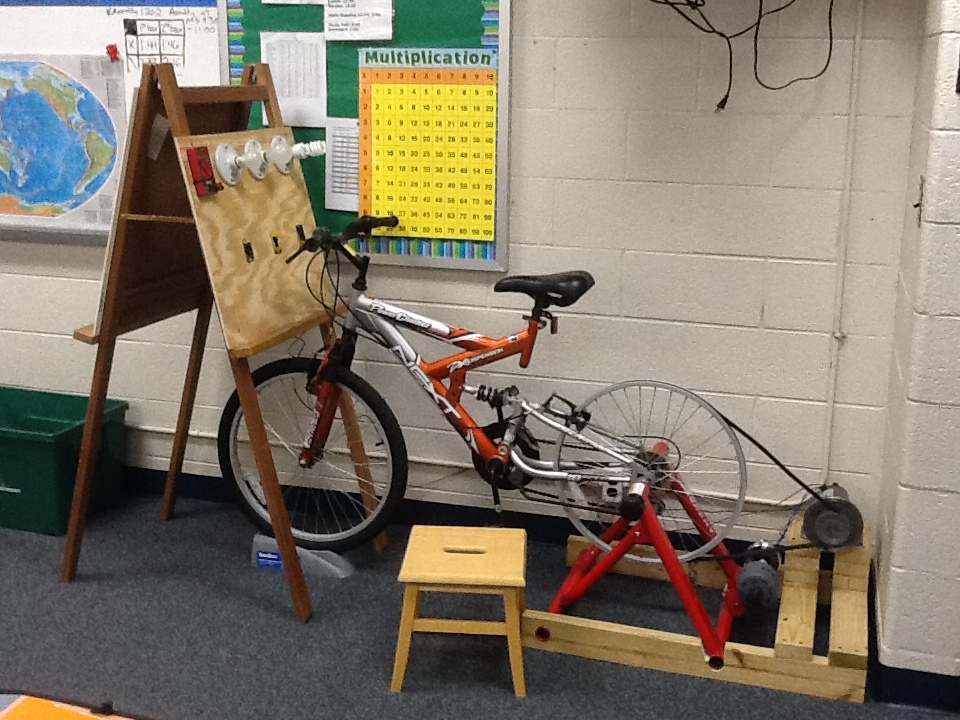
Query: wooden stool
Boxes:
[{"xmin": 390, "ymin": 525, "xmax": 527, "ymax": 696}]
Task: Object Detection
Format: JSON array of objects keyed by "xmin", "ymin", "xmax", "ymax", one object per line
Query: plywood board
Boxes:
[{"xmin": 175, "ymin": 127, "xmax": 335, "ymax": 357}]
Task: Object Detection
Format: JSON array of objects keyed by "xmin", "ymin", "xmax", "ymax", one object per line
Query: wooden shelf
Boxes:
[
  {"xmin": 73, "ymin": 324, "xmax": 98, "ymax": 345},
  {"xmin": 121, "ymin": 213, "xmax": 195, "ymax": 224}
]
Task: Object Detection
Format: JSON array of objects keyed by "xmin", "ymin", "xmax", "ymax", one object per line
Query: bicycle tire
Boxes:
[
  {"xmin": 217, "ymin": 356, "xmax": 408, "ymax": 552},
  {"xmin": 556, "ymin": 380, "xmax": 747, "ymax": 564}
]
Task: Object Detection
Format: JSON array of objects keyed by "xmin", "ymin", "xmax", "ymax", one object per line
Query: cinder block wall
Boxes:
[
  {"xmin": 876, "ymin": 0, "xmax": 960, "ymax": 678},
  {"xmin": 0, "ymin": 3, "xmax": 921, "ymax": 533}
]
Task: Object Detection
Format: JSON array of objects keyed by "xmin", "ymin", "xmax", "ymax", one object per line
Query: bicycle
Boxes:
[
  {"xmin": 218, "ymin": 211, "xmax": 862, "ymax": 549},
  {"xmin": 217, "ymin": 215, "xmax": 864, "ymax": 666}
]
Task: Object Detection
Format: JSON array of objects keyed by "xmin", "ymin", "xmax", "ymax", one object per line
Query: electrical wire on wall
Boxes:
[{"xmin": 646, "ymin": 0, "xmax": 836, "ymax": 110}]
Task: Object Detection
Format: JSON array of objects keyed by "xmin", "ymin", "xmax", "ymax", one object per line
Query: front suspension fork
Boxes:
[
  {"xmin": 298, "ymin": 330, "xmax": 355, "ymax": 467},
  {"xmin": 299, "ymin": 379, "xmax": 342, "ymax": 467}
]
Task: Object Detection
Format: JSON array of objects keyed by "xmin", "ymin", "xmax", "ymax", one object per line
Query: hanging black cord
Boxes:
[
  {"xmin": 691, "ymin": 6, "xmax": 733, "ymax": 111},
  {"xmin": 719, "ymin": 411, "xmax": 832, "ymax": 508},
  {"xmin": 646, "ymin": 0, "xmax": 821, "ymax": 109},
  {"xmin": 754, "ymin": 0, "xmax": 835, "ymax": 90}
]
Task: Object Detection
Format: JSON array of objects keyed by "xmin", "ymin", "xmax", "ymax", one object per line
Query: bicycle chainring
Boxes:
[{"xmin": 472, "ymin": 420, "xmax": 540, "ymax": 489}]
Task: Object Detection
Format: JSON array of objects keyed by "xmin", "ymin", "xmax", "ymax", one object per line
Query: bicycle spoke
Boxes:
[
  {"xmin": 225, "ymin": 360, "xmax": 401, "ymax": 549},
  {"xmin": 558, "ymin": 381, "xmax": 746, "ymax": 565}
]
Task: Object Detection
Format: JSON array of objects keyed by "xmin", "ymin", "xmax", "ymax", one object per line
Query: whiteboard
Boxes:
[{"xmin": 0, "ymin": 0, "xmax": 227, "ymax": 238}]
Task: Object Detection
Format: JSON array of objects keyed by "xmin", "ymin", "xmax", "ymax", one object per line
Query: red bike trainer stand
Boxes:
[
  {"xmin": 526, "ymin": 519, "xmax": 872, "ymax": 703},
  {"xmin": 548, "ymin": 484, "xmax": 745, "ymax": 669}
]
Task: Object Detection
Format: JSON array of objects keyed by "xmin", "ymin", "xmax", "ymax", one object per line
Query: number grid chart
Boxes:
[
  {"xmin": 123, "ymin": 18, "xmax": 186, "ymax": 70},
  {"xmin": 357, "ymin": 49, "xmax": 499, "ymax": 262}
]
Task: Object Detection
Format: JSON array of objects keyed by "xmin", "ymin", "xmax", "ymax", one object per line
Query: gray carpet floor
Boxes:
[{"xmin": 0, "ymin": 496, "xmax": 951, "ymax": 720}]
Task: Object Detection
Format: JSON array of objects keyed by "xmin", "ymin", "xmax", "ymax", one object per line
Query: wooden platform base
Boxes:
[{"xmin": 521, "ymin": 525, "xmax": 870, "ymax": 703}]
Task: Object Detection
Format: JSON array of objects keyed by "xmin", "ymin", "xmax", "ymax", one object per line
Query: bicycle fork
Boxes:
[
  {"xmin": 299, "ymin": 379, "xmax": 342, "ymax": 467},
  {"xmin": 298, "ymin": 329, "xmax": 357, "ymax": 467}
]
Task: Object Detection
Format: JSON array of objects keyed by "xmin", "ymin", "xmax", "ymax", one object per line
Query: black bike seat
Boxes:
[{"xmin": 493, "ymin": 271, "xmax": 595, "ymax": 308}]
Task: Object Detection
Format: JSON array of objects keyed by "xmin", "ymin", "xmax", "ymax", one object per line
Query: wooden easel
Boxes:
[{"xmin": 63, "ymin": 64, "xmax": 326, "ymax": 622}]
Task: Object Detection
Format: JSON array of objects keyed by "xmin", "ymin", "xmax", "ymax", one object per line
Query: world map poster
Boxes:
[{"xmin": 0, "ymin": 54, "xmax": 126, "ymax": 233}]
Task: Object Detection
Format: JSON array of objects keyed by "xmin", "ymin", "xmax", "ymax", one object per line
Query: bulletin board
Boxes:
[
  {"xmin": 0, "ymin": 0, "xmax": 227, "ymax": 240},
  {"xmin": 241, "ymin": 0, "xmax": 511, "ymax": 270}
]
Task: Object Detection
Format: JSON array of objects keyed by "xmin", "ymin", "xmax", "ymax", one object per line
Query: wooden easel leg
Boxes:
[
  {"xmin": 230, "ymin": 355, "xmax": 313, "ymax": 623},
  {"xmin": 61, "ymin": 335, "xmax": 118, "ymax": 582},
  {"xmin": 320, "ymin": 322, "xmax": 388, "ymax": 552},
  {"xmin": 339, "ymin": 393, "xmax": 389, "ymax": 552},
  {"xmin": 162, "ymin": 295, "xmax": 214, "ymax": 521}
]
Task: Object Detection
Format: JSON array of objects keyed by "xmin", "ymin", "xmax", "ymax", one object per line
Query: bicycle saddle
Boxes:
[{"xmin": 493, "ymin": 270, "xmax": 595, "ymax": 308}]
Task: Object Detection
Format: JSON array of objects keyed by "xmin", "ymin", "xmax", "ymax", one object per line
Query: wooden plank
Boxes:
[
  {"xmin": 121, "ymin": 213, "xmax": 195, "ymax": 224},
  {"xmin": 155, "ymin": 63, "xmax": 191, "ymax": 136},
  {"xmin": 417, "ymin": 584, "xmax": 517, "ymax": 595},
  {"xmin": 774, "ymin": 580, "xmax": 818, "ymax": 661},
  {"xmin": 161, "ymin": 293, "xmax": 214, "ymax": 521},
  {"xmin": 180, "ymin": 85, "xmax": 269, "ymax": 105},
  {"xmin": 828, "ymin": 528, "xmax": 870, "ymax": 671},
  {"xmin": 522, "ymin": 611, "xmax": 865, "ymax": 702},
  {"xmin": 61, "ymin": 66, "xmax": 162, "ymax": 581},
  {"xmin": 833, "ymin": 525, "xmax": 872, "ymax": 580},
  {"xmin": 831, "ymin": 573, "xmax": 868, "ymax": 593},
  {"xmin": 828, "ymin": 589, "xmax": 868, "ymax": 670},
  {"xmin": 73, "ymin": 325, "xmax": 97, "ymax": 345},
  {"xmin": 230, "ymin": 356, "xmax": 312, "ymax": 623},
  {"xmin": 339, "ymin": 389, "xmax": 390, "ymax": 552},
  {"xmin": 175, "ymin": 128, "xmax": 335, "ymax": 358},
  {"xmin": 779, "ymin": 524, "xmax": 821, "ymax": 640},
  {"xmin": 413, "ymin": 618, "xmax": 507, "ymax": 635}
]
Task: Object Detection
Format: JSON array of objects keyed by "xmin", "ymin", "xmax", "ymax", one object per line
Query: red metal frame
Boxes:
[
  {"xmin": 548, "ymin": 482, "xmax": 745, "ymax": 668},
  {"xmin": 305, "ymin": 316, "xmax": 546, "ymax": 465}
]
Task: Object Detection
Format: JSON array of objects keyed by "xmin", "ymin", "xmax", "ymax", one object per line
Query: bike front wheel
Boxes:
[
  {"xmin": 217, "ymin": 356, "xmax": 408, "ymax": 552},
  {"xmin": 556, "ymin": 380, "xmax": 747, "ymax": 564}
]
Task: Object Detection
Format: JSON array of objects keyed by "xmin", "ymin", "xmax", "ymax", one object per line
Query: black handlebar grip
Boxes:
[
  {"xmin": 343, "ymin": 214, "xmax": 399, "ymax": 240},
  {"xmin": 285, "ymin": 244, "xmax": 308, "ymax": 264},
  {"xmin": 369, "ymin": 214, "xmax": 400, "ymax": 229}
]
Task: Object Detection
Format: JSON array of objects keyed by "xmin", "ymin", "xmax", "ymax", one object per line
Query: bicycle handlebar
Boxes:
[{"xmin": 285, "ymin": 214, "xmax": 398, "ymax": 265}]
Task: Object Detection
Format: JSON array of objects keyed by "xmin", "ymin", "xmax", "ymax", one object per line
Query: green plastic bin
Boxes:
[{"xmin": 0, "ymin": 386, "xmax": 128, "ymax": 535}]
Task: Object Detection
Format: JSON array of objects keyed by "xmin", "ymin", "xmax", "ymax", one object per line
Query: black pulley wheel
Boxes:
[{"xmin": 802, "ymin": 497, "xmax": 864, "ymax": 550}]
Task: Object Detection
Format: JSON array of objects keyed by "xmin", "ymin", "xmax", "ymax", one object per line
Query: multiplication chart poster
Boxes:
[{"xmin": 358, "ymin": 48, "xmax": 498, "ymax": 261}]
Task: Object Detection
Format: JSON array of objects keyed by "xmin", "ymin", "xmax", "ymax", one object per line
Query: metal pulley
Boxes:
[{"xmin": 801, "ymin": 485, "xmax": 864, "ymax": 550}]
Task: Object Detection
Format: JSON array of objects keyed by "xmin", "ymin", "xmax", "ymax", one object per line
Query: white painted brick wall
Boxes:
[
  {"xmin": 0, "ymin": 0, "xmax": 924, "ymax": 621},
  {"xmin": 875, "ymin": 0, "xmax": 960, "ymax": 678}
]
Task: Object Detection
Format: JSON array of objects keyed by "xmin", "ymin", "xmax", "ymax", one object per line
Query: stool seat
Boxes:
[
  {"xmin": 391, "ymin": 525, "xmax": 528, "ymax": 696},
  {"xmin": 398, "ymin": 525, "xmax": 526, "ymax": 587}
]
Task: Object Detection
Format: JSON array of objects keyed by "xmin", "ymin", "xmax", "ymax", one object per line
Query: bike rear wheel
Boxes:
[
  {"xmin": 217, "ymin": 356, "xmax": 408, "ymax": 552},
  {"xmin": 556, "ymin": 380, "xmax": 747, "ymax": 563}
]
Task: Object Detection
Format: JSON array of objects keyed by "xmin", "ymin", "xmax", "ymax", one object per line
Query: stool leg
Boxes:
[
  {"xmin": 391, "ymin": 584, "xmax": 421, "ymax": 692},
  {"xmin": 503, "ymin": 588, "xmax": 526, "ymax": 698}
]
